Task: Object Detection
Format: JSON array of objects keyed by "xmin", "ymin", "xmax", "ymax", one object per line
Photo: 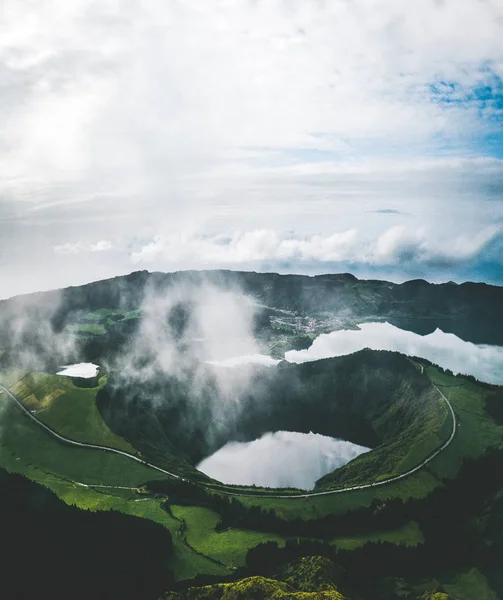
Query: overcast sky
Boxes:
[{"xmin": 1, "ymin": 0, "xmax": 502, "ymax": 298}]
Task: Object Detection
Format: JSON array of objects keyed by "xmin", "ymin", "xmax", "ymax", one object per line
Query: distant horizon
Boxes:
[
  {"xmin": 1, "ymin": 266, "xmax": 502, "ymax": 302},
  {"xmin": 1, "ymin": 0, "xmax": 501, "ymax": 304}
]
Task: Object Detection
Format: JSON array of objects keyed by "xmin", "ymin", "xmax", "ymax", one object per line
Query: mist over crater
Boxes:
[{"xmin": 1, "ymin": 272, "xmax": 483, "ymax": 491}]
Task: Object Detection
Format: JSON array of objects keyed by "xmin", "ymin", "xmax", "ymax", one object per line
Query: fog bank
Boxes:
[
  {"xmin": 57, "ymin": 363, "xmax": 99, "ymax": 378},
  {"xmin": 197, "ymin": 430, "xmax": 369, "ymax": 490},
  {"xmin": 286, "ymin": 322, "xmax": 503, "ymax": 385},
  {"xmin": 206, "ymin": 354, "xmax": 280, "ymax": 368}
]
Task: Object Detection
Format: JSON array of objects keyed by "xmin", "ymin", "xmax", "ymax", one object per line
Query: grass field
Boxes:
[
  {"xmin": 170, "ymin": 505, "xmax": 424, "ymax": 568},
  {"xmin": 171, "ymin": 505, "xmax": 288, "ymax": 568},
  {"xmin": 234, "ymin": 467, "xmax": 441, "ymax": 520},
  {"xmin": 0, "ymin": 393, "xmax": 166, "ymax": 487},
  {"xmin": 10, "ymin": 372, "xmax": 135, "ymax": 453},
  {"xmin": 424, "ymin": 367, "xmax": 503, "ymax": 481},
  {"xmin": 329, "ymin": 520, "xmax": 423, "ymax": 550},
  {"xmin": 69, "ymin": 323, "xmax": 106, "ymax": 335}
]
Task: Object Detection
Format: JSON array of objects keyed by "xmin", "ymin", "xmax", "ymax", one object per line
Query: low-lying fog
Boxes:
[
  {"xmin": 203, "ymin": 322, "xmax": 503, "ymax": 384},
  {"xmin": 207, "ymin": 354, "xmax": 280, "ymax": 368},
  {"xmin": 286, "ymin": 322, "xmax": 503, "ymax": 385},
  {"xmin": 197, "ymin": 431, "xmax": 369, "ymax": 489},
  {"xmin": 57, "ymin": 363, "xmax": 99, "ymax": 378}
]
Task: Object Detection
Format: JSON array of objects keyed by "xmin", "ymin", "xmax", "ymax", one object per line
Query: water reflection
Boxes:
[{"xmin": 197, "ymin": 430, "xmax": 369, "ymax": 489}]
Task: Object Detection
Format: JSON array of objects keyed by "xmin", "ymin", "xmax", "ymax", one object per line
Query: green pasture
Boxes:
[{"xmin": 11, "ymin": 372, "xmax": 135, "ymax": 452}]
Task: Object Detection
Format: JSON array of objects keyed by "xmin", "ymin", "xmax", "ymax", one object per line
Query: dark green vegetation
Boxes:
[
  {"xmin": 2, "ymin": 360, "xmax": 501, "ymax": 599},
  {"xmin": 97, "ymin": 350, "xmax": 445, "ymax": 488},
  {"xmin": 0, "ymin": 270, "xmax": 503, "ymax": 599},
  {"xmin": 1, "ymin": 269, "xmax": 503, "ymax": 370},
  {"xmin": 164, "ymin": 556, "xmax": 350, "ymax": 599},
  {"xmin": 10, "ymin": 371, "xmax": 135, "ymax": 451},
  {"xmin": 164, "ymin": 554, "xmax": 463, "ymax": 600},
  {"xmin": 240, "ymin": 443, "xmax": 503, "ymax": 600},
  {"xmin": 0, "ymin": 467, "xmax": 173, "ymax": 600},
  {"xmin": 0, "ymin": 381, "xmax": 231, "ymax": 582}
]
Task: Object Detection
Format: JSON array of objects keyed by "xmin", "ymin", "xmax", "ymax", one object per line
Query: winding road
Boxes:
[
  {"xmin": 0, "ymin": 384, "xmax": 189, "ymax": 482},
  {"xmin": 0, "ymin": 377, "xmax": 457, "ymax": 500}
]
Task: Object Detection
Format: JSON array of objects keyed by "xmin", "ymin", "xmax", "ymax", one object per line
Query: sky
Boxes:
[{"xmin": 1, "ymin": 0, "xmax": 503, "ymax": 298}]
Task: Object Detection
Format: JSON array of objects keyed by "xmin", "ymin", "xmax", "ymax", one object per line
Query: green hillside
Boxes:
[
  {"xmin": 2, "ymin": 358, "xmax": 502, "ymax": 595},
  {"xmin": 97, "ymin": 350, "xmax": 449, "ymax": 490},
  {"xmin": 164, "ymin": 557, "xmax": 350, "ymax": 599},
  {"xmin": 0, "ymin": 271, "xmax": 502, "ymax": 598}
]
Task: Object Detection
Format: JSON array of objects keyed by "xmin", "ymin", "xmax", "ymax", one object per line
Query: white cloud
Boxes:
[
  {"xmin": 286, "ymin": 322, "xmax": 503, "ymax": 385},
  {"xmin": 130, "ymin": 225, "xmax": 502, "ymax": 269},
  {"xmin": 53, "ymin": 242, "xmax": 86, "ymax": 254},
  {"xmin": 57, "ymin": 363, "xmax": 99, "ymax": 378},
  {"xmin": 1, "ymin": 0, "xmax": 502, "ymax": 202},
  {"xmin": 90, "ymin": 240, "xmax": 113, "ymax": 252},
  {"xmin": 374, "ymin": 225, "xmax": 503, "ymax": 266},
  {"xmin": 207, "ymin": 354, "xmax": 280, "ymax": 368},
  {"xmin": 2, "ymin": 0, "xmax": 503, "ymax": 294},
  {"xmin": 54, "ymin": 239, "xmax": 115, "ymax": 254},
  {"xmin": 197, "ymin": 430, "xmax": 369, "ymax": 489}
]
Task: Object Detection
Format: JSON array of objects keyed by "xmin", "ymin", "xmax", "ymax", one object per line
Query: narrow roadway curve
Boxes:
[
  {"xmin": 236, "ymin": 384, "xmax": 457, "ymax": 499},
  {"xmin": 0, "ymin": 381, "xmax": 457, "ymax": 500},
  {"xmin": 0, "ymin": 384, "xmax": 189, "ymax": 483}
]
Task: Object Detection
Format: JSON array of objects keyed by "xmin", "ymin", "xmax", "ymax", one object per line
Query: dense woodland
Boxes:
[{"xmin": 0, "ymin": 468, "xmax": 173, "ymax": 600}]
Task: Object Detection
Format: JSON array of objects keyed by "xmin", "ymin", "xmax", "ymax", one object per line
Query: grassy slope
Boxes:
[
  {"xmin": 0, "ymin": 398, "xmax": 165, "ymax": 486},
  {"xmin": 11, "ymin": 372, "xmax": 135, "ymax": 452},
  {"xmin": 236, "ymin": 366, "xmax": 503, "ymax": 520},
  {"xmin": 0, "ymin": 372, "xmax": 229, "ymax": 580},
  {"xmin": 1, "ymin": 364, "xmax": 502, "ymax": 583},
  {"xmin": 318, "ymin": 380, "xmax": 448, "ymax": 487},
  {"xmin": 171, "ymin": 504, "xmax": 423, "ymax": 568},
  {"xmin": 0, "ymin": 370, "xmax": 165, "ymax": 487},
  {"xmin": 0, "ymin": 384, "xmax": 427, "ymax": 581},
  {"xmin": 171, "ymin": 504, "xmax": 288, "ymax": 567},
  {"xmin": 0, "ymin": 394, "xmax": 227, "ymax": 581},
  {"xmin": 234, "ymin": 467, "xmax": 440, "ymax": 521},
  {"xmin": 424, "ymin": 367, "xmax": 503, "ymax": 480}
]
